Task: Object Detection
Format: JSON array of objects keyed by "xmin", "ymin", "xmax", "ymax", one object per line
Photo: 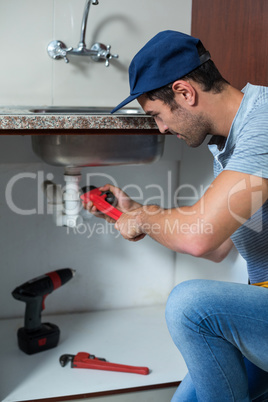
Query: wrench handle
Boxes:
[{"xmin": 73, "ymin": 352, "xmax": 149, "ymax": 375}]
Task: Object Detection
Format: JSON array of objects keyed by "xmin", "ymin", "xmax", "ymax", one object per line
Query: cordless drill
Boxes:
[{"xmin": 12, "ymin": 268, "xmax": 75, "ymax": 355}]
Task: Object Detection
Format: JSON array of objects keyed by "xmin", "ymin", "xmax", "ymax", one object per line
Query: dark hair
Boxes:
[{"xmin": 145, "ymin": 41, "xmax": 229, "ymax": 108}]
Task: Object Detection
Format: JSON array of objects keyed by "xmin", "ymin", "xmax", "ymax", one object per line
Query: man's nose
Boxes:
[{"xmin": 156, "ymin": 120, "xmax": 169, "ymax": 134}]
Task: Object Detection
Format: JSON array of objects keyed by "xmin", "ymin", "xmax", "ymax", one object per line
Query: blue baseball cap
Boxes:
[{"xmin": 111, "ymin": 30, "xmax": 210, "ymax": 113}]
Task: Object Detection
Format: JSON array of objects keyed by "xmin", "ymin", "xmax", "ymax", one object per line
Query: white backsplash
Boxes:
[{"xmin": 0, "ymin": 0, "xmax": 192, "ymax": 107}]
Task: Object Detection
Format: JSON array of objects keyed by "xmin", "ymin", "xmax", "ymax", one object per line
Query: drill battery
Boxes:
[{"xmin": 17, "ymin": 323, "xmax": 60, "ymax": 355}]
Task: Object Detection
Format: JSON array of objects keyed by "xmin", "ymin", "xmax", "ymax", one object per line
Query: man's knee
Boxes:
[{"xmin": 165, "ymin": 279, "xmax": 211, "ymax": 337}]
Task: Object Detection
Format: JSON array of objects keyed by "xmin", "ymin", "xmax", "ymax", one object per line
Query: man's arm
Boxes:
[
  {"xmin": 114, "ymin": 170, "xmax": 268, "ymax": 256},
  {"xmin": 201, "ymin": 238, "xmax": 234, "ymax": 262}
]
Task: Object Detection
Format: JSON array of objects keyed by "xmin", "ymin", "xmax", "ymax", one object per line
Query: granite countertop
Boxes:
[{"xmin": 0, "ymin": 107, "xmax": 158, "ymax": 132}]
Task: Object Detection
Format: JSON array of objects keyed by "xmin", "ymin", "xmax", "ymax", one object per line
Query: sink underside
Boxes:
[{"xmin": 31, "ymin": 134, "xmax": 165, "ymax": 167}]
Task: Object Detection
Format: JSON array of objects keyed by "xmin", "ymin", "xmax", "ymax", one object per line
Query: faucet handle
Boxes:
[
  {"xmin": 62, "ymin": 47, "xmax": 73, "ymax": 63},
  {"xmin": 105, "ymin": 45, "xmax": 119, "ymax": 67},
  {"xmin": 91, "ymin": 43, "xmax": 119, "ymax": 67},
  {"xmin": 47, "ymin": 40, "xmax": 73, "ymax": 63}
]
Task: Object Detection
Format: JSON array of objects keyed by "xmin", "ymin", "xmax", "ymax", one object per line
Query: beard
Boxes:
[{"xmin": 172, "ymin": 106, "xmax": 211, "ymax": 148}]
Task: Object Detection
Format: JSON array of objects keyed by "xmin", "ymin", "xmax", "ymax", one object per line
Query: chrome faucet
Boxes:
[
  {"xmin": 47, "ymin": 0, "xmax": 118, "ymax": 67},
  {"xmin": 78, "ymin": 0, "xmax": 99, "ymax": 50}
]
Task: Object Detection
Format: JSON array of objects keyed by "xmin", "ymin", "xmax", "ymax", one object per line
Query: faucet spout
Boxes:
[{"xmin": 78, "ymin": 0, "xmax": 99, "ymax": 49}]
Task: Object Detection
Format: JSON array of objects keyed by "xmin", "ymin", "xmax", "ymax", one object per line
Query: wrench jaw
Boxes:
[{"xmin": 59, "ymin": 354, "xmax": 75, "ymax": 367}]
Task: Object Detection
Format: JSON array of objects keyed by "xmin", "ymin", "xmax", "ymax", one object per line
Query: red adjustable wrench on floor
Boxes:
[
  {"xmin": 81, "ymin": 186, "xmax": 122, "ymax": 220},
  {"xmin": 60, "ymin": 352, "xmax": 149, "ymax": 375}
]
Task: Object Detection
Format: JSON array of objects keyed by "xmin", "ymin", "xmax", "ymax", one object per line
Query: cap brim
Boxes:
[{"xmin": 110, "ymin": 94, "xmax": 141, "ymax": 114}]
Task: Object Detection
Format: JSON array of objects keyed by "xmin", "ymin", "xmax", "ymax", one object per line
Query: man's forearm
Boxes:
[{"xmin": 132, "ymin": 204, "xmax": 216, "ymax": 257}]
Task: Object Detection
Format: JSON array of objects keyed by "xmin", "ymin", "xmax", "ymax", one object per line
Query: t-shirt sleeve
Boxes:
[{"xmin": 224, "ymin": 109, "xmax": 268, "ymax": 179}]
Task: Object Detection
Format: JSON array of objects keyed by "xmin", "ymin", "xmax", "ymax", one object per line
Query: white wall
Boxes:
[
  {"xmin": 0, "ymin": 0, "xmax": 192, "ymax": 107},
  {"xmin": 0, "ymin": 0, "xmax": 248, "ymax": 320}
]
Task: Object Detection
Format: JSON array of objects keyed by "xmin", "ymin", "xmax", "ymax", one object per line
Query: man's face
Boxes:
[{"xmin": 138, "ymin": 94, "xmax": 210, "ymax": 148}]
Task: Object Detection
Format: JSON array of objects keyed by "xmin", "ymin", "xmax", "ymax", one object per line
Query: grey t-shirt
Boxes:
[{"xmin": 208, "ymin": 83, "xmax": 268, "ymax": 283}]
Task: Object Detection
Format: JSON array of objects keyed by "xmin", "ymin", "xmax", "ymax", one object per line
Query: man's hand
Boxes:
[
  {"xmin": 114, "ymin": 208, "xmax": 146, "ymax": 241},
  {"xmin": 82, "ymin": 184, "xmax": 143, "ymax": 224}
]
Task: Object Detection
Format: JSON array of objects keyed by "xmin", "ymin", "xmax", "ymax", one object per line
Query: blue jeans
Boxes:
[{"xmin": 165, "ymin": 280, "xmax": 268, "ymax": 401}]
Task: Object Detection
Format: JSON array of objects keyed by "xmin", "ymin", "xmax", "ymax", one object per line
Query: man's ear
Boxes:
[{"xmin": 172, "ymin": 80, "xmax": 196, "ymax": 106}]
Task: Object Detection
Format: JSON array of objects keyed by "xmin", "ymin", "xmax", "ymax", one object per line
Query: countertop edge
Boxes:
[{"xmin": 0, "ymin": 110, "xmax": 159, "ymax": 132}]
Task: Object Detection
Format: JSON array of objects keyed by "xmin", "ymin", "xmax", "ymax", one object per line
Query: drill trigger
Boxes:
[{"xmin": 42, "ymin": 294, "xmax": 48, "ymax": 311}]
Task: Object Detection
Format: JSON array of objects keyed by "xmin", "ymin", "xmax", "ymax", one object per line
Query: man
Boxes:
[{"xmin": 84, "ymin": 31, "xmax": 268, "ymax": 401}]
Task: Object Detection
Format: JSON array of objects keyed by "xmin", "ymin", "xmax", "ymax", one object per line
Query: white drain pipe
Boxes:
[
  {"xmin": 62, "ymin": 168, "xmax": 83, "ymax": 227},
  {"xmin": 43, "ymin": 167, "xmax": 84, "ymax": 228}
]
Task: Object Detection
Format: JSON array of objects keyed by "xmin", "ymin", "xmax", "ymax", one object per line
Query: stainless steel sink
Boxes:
[
  {"xmin": 29, "ymin": 106, "xmax": 144, "ymax": 115},
  {"xmin": 31, "ymin": 134, "xmax": 165, "ymax": 167},
  {"xmin": 30, "ymin": 107, "xmax": 163, "ymax": 167}
]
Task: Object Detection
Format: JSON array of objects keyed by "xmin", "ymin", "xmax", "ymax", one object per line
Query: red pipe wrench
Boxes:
[
  {"xmin": 81, "ymin": 186, "xmax": 122, "ymax": 221},
  {"xmin": 60, "ymin": 352, "xmax": 149, "ymax": 375}
]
